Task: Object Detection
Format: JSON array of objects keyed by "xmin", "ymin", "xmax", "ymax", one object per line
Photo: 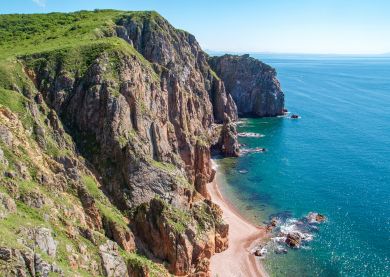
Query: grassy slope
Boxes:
[
  {"xmin": 0, "ymin": 10, "xmax": 162, "ymax": 89},
  {"xmin": 0, "ymin": 10, "xmax": 170, "ymax": 276},
  {"xmin": 0, "ymin": 10, "xmax": 152, "ymax": 58}
]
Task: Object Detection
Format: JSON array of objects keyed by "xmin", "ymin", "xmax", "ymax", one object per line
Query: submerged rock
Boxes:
[
  {"xmin": 238, "ymin": 169, "xmax": 248, "ymax": 174},
  {"xmin": 266, "ymin": 217, "xmax": 279, "ymax": 232}
]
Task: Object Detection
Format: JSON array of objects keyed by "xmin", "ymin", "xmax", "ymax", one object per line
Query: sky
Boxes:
[{"xmin": 1, "ymin": 0, "xmax": 390, "ymax": 54}]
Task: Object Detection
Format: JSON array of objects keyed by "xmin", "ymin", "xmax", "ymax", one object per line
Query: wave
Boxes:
[
  {"xmin": 255, "ymin": 212, "xmax": 326, "ymax": 257},
  {"xmin": 240, "ymin": 147, "xmax": 266, "ymax": 155},
  {"xmin": 238, "ymin": 132, "xmax": 265, "ymax": 138},
  {"xmin": 210, "ymin": 159, "xmax": 219, "ymax": 170}
]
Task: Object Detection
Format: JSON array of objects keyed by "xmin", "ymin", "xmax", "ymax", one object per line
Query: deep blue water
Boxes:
[{"xmin": 215, "ymin": 55, "xmax": 390, "ymax": 276}]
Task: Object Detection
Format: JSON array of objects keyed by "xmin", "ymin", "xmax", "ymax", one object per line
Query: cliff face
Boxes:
[
  {"xmin": 0, "ymin": 10, "xmax": 236, "ymax": 276},
  {"xmin": 0, "ymin": 10, "xmax": 282, "ymax": 277},
  {"xmin": 209, "ymin": 54, "xmax": 285, "ymax": 117},
  {"xmin": 24, "ymin": 12, "xmax": 239, "ymax": 211}
]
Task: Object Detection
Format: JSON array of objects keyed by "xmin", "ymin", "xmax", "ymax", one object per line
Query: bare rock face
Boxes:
[
  {"xmin": 211, "ymin": 203, "xmax": 229, "ymax": 253},
  {"xmin": 132, "ymin": 198, "xmax": 227, "ymax": 276},
  {"xmin": 0, "ymin": 246, "xmax": 63, "ymax": 277},
  {"xmin": 0, "ymin": 192, "xmax": 16, "ymax": 219},
  {"xmin": 99, "ymin": 240, "xmax": 129, "ymax": 277},
  {"xmin": 20, "ymin": 190, "xmax": 47, "ymax": 208},
  {"xmin": 209, "ymin": 54, "xmax": 285, "ymax": 117},
  {"xmin": 0, "ymin": 147, "xmax": 8, "ymax": 168},
  {"xmin": 132, "ymin": 199, "xmax": 194, "ymax": 275},
  {"xmin": 0, "ymin": 125, "xmax": 14, "ymax": 147},
  {"xmin": 27, "ymin": 227, "xmax": 58, "ymax": 257},
  {"xmin": 78, "ymin": 188, "xmax": 103, "ymax": 231},
  {"xmin": 103, "ymin": 219, "xmax": 136, "ymax": 253},
  {"xmin": 25, "ymin": 11, "xmax": 240, "ymax": 240},
  {"xmin": 217, "ymin": 118, "xmax": 240, "ymax": 157}
]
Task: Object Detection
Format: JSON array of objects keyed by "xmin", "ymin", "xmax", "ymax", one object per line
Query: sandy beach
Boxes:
[{"xmin": 208, "ymin": 179, "xmax": 269, "ymax": 277}]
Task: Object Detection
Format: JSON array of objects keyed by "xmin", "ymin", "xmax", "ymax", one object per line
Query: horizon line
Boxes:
[{"xmin": 205, "ymin": 49, "xmax": 390, "ymax": 56}]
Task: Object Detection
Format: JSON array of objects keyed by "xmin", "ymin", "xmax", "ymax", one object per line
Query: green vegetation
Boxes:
[
  {"xmin": 0, "ymin": 10, "xmax": 123, "ymax": 59},
  {"xmin": 150, "ymin": 160, "xmax": 177, "ymax": 173},
  {"xmin": 82, "ymin": 175, "xmax": 128, "ymax": 229},
  {"xmin": 160, "ymin": 200, "xmax": 192, "ymax": 234},
  {"xmin": 0, "ymin": 10, "xmax": 161, "ymax": 62},
  {"xmin": 195, "ymin": 133, "xmax": 210, "ymax": 147},
  {"xmin": 0, "ymin": 10, "xmax": 161, "ymax": 108},
  {"xmin": 0, "ymin": 88, "xmax": 33, "ymax": 127},
  {"xmin": 192, "ymin": 203, "xmax": 215, "ymax": 235},
  {"xmin": 209, "ymin": 68, "xmax": 221, "ymax": 81},
  {"xmin": 122, "ymin": 250, "xmax": 169, "ymax": 277}
]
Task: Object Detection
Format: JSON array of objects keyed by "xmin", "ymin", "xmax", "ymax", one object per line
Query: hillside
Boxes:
[
  {"xmin": 0, "ymin": 10, "xmax": 238, "ymax": 277},
  {"xmin": 0, "ymin": 9, "xmax": 283, "ymax": 277}
]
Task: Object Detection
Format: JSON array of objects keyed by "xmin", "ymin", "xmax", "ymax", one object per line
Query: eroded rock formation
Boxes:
[
  {"xmin": 0, "ymin": 10, "xmax": 284, "ymax": 276},
  {"xmin": 209, "ymin": 54, "xmax": 285, "ymax": 117}
]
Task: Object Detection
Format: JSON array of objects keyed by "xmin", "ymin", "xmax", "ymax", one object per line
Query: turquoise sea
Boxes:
[{"xmin": 215, "ymin": 55, "xmax": 390, "ymax": 276}]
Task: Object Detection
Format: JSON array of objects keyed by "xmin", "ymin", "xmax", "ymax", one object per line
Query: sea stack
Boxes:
[{"xmin": 209, "ymin": 54, "xmax": 285, "ymax": 117}]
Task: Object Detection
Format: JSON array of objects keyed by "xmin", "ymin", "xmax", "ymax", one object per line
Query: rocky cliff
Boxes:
[
  {"xmin": 209, "ymin": 54, "xmax": 285, "ymax": 117},
  {"xmin": 0, "ymin": 10, "xmax": 236, "ymax": 276},
  {"xmin": 0, "ymin": 10, "xmax": 280, "ymax": 277}
]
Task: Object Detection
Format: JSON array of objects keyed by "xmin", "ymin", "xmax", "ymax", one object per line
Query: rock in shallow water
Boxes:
[
  {"xmin": 285, "ymin": 232, "xmax": 302, "ymax": 248},
  {"xmin": 306, "ymin": 212, "xmax": 326, "ymax": 223}
]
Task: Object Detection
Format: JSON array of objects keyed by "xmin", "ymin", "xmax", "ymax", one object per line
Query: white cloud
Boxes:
[{"xmin": 32, "ymin": 0, "xmax": 46, "ymax": 7}]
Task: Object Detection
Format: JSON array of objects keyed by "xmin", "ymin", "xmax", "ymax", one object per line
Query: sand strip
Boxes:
[{"xmin": 208, "ymin": 180, "xmax": 269, "ymax": 277}]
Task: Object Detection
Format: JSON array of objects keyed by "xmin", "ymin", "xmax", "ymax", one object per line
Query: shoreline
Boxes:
[{"xmin": 208, "ymin": 174, "xmax": 269, "ymax": 277}]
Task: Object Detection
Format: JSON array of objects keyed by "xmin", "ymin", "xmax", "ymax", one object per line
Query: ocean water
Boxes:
[{"xmin": 215, "ymin": 55, "xmax": 390, "ymax": 277}]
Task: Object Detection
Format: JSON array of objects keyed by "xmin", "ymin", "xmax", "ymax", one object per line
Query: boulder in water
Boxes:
[
  {"xmin": 254, "ymin": 247, "xmax": 267, "ymax": 257},
  {"xmin": 315, "ymin": 214, "xmax": 326, "ymax": 222},
  {"xmin": 306, "ymin": 212, "xmax": 326, "ymax": 223},
  {"xmin": 266, "ymin": 217, "xmax": 279, "ymax": 232},
  {"xmin": 285, "ymin": 232, "xmax": 302, "ymax": 248}
]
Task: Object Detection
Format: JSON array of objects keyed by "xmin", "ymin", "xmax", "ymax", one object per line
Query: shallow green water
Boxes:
[{"xmin": 215, "ymin": 55, "xmax": 390, "ymax": 277}]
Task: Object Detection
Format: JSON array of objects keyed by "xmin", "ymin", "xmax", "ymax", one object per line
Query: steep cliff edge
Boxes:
[
  {"xmin": 0, "ymin": 10, "xmax": 235, "ymax": 276},
  {"xmin": 0, "ymin": 10, "xmax": 282, "ymax": 276},
  {"xmin": 209, "ymin": 54, "xmax": 285, "ymax": 117}
]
